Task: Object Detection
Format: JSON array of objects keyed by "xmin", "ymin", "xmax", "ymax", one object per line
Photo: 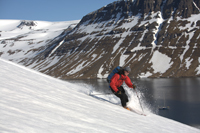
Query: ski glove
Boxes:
[
  {"xmin": 115, "ymin": 90, "xmax": 122, "ymax": 95},
  {"xmin": 132, "ymin": 84, "xmax": 136, "ymax": 89}
]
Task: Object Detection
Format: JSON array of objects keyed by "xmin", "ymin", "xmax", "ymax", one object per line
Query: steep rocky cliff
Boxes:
[{"xmin": 1, "ymin": 0, "xmax": 200, "ymax": 79}]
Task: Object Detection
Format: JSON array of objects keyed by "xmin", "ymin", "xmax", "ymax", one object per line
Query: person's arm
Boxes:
[
  {"xmin": 125, "ymin": 76, "xmax": 136, "ymax": 89},
  {"xmin": 110, "ymin": 74, "xmax": 120, "ymax": 92}
]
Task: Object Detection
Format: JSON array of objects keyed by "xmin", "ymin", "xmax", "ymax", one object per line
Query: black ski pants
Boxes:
[{"xmin": 111, "ymin": 86, "xmax": 129, "ymax": 107}]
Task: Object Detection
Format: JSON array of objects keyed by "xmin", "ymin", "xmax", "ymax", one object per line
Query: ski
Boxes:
[
  {"xmin": 129, "ymin": 108, "xmax": 146, "ymax": 116},
  {"xmin": 89, "ymin": 93, "xmax": 146, "ymax": 116}
]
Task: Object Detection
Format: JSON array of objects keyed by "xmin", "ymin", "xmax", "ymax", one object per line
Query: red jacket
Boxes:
[{"xmin": 110, "ymin": 73, "xmax": 133, "ymax": 92}]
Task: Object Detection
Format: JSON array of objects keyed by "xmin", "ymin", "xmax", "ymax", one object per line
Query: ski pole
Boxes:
[
  {"xmin": 90, "ymin": 93, "xmax": 113, "ymax": 96},
  {"xmin": 135, "ymin": 89, "xmax": 145, "ymax": 114}
]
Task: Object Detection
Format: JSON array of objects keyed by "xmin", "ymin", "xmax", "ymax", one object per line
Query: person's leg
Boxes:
[
  {"xmin": 120, "ymin": 93, "xmax": 129, "ymax": 107},
  {"xmin": 114, "ymin": 86, "xmax": 129, "ymax": 107}
]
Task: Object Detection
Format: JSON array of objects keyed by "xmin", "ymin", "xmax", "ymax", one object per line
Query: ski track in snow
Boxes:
[{"xmin": 0, "ymin": 58, "xmax": 200, "ymax": 133}]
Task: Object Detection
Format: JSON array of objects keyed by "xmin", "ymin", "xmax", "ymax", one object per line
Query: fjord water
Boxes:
[{"xmin": 68, "ymin": 78, "xmax": 200, "ymax": 129}]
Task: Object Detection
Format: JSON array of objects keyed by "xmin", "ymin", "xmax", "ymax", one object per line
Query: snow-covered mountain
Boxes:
[
  {"xmin": 1, "ymin": 0, "xmax": 200, "ymax": 79},
  {"xmin": 0, "ymin": 58, "xmax": 200, "ymax": 133},
  {"xmin": 0, "ymin": 19, "xmax": 80, "ymax": 63}
]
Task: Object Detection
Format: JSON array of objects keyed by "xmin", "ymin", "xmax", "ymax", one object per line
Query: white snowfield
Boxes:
[
  {"xmin": 0, "ymin": 19, "xmax": 80, "ymax": 63},
  {"xmin": 0, "ymin": 58, "xmax": 199, "ymax": 133}
]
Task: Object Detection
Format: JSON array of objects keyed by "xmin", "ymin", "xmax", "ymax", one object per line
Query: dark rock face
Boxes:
[
  {"xmin": 80, "ymin": 0, "xmax": 200, "ymax": 25},
  {"xmin": 1, "ymin": 0, "xmax": 200, "ymax": 79},
  {"xmin": 17, "ymin": 20, "xmax": 37, "ymax": 28}
]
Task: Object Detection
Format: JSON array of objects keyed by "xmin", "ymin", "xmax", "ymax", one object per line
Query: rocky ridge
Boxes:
[{"xmin": 1, "ymin": 0, "xmax": 200, "ymax": 79}]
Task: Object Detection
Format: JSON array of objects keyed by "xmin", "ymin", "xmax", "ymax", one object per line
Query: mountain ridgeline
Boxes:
[{"xmin": 1, "ymin": 0, "xmax": 200, "ymax": 79}]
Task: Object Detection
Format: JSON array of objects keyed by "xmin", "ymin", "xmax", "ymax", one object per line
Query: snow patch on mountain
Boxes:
[
  {"xmin": 193, "ymin": 1, "xmax": 200, "ymax": 12},
  {"xmin": 97, "ymin": 64, "xmax": 109, "ymax": 78},
  {"xmin": 150, "ymin": 50, "xmax": 172, "ymax": 73},
  {"xmin": 196, "ymin": 57, "xmax": 200, "ymax": 74}
]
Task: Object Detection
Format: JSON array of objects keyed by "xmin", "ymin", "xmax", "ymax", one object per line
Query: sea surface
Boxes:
[{"xmin": 68, "ymin": 78, "xmax": 200, "ymax": 129}]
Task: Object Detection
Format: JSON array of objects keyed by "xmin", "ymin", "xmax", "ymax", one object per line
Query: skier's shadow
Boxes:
[{"xmin": 89, "ymin": 93, "xmax": 119, "ymax": 105}]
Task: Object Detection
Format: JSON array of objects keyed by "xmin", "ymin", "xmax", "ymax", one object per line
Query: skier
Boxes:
[{"xmin": 109, "ymin": 66, "xmax": 136, "ymax": 110}]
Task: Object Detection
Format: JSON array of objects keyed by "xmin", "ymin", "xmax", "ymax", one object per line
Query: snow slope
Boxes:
[
  {"xmin": 0, "ymin": 19, "xmax": 80, "ymax": 62},
  {"xmin": 0, "ymin": 20, "xmax": 80, "ymax": 40},
  {"xmin": 0, "ymin": 58, "xmax": 199, "ymax": 133}
]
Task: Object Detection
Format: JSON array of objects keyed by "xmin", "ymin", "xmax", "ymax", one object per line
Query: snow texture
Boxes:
[
  {"xmin": 1, "ymin": 13, "xmax": 200, "ymax": 78},
  {"xmin": 150, "ymin": 50, "xmax": 172, "ymax": 73},
  {"xmin": 0, "ymin": 58, "xmax": 199, "ymax": 133},
  {"xmin": 0, "ymin": 19, "xmax": 80, "ymax": 63}
]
